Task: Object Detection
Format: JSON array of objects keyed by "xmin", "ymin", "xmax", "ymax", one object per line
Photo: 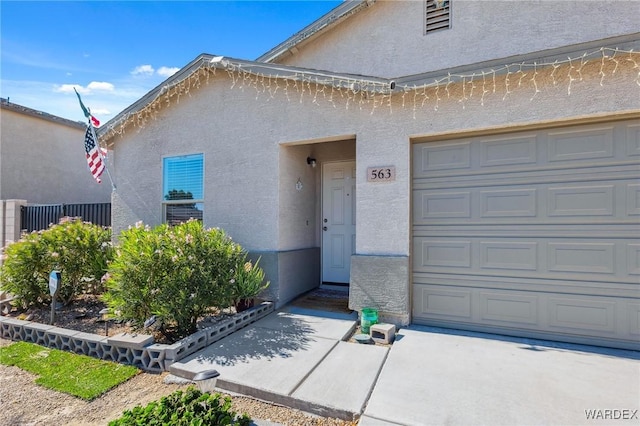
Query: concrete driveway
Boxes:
[{"xmin": 360, "ymin": 326, "xmax": 640, "ymax": 425}]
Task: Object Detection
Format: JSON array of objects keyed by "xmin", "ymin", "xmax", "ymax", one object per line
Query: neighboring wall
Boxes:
[
  {"xmin": 0, "ymin": 100, "xmax": 112, "ymax": 204},
  {"xmin": 277, "ymin": 0, "xmax": 640, "ymax": 78}
]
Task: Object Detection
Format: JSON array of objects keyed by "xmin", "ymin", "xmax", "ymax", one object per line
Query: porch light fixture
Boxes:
[{"xmin": 307, "ymin": 157, "xmax": 317, "ymax": 168}]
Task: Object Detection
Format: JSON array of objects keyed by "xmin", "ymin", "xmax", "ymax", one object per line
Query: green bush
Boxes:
[
  {"xmin": 0, "ymin": 218, "xmax": 112, "ymax": 307},
  {"xmin": 231, "ymin": 256, "xmax": 269, "ymax": 307},
  {"xmin": 104, "ymin": 220, "xmax": 264, "ymax": 338},
  {"xmin": 108, "ymin": 387, "xmax": 251, "ymax": 426}
]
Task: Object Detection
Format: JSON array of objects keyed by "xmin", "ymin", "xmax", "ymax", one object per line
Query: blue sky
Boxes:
[{"xmin": 1, "ymin": 1, "xmax": 342, "ymax": 124}]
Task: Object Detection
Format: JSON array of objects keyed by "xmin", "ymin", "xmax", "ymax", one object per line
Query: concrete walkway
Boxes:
[
  {"xmin": 360, "ymin": 326, "xmax": 640, "ymax": 426},
  {"xmin": 170, "ymin": 306, "xmax": 388, "ymax": 420},
  {"xmin": 171, "ymin": 308, "xmax": 640, "ymax": 425}
]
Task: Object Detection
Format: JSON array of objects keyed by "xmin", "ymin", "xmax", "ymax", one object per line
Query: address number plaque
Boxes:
[{"xmin": 367, "ymin": 166, "xmax": 396, "ymax": 182}]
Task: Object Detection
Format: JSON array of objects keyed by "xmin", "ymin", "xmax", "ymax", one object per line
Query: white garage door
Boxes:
[{"xmin": 412, "ymin": 119, "xmax": 640, "ymax": 350}]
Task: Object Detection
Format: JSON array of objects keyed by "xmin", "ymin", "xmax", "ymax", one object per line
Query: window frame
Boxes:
[{"xmin": 161, "ymin": 153, "xmax": 205, "ymax": 225}]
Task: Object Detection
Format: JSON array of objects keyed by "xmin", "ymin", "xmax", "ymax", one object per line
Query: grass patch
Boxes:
[{"xmin": 0, "ymin": 341, "xmax": 139, "ymax": 400}]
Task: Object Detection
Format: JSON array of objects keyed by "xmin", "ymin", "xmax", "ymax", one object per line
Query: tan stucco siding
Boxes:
[
  {"xmin": 0, "ymin": 108, "xmax": 112, "ymax": 204},
  {"xmin": 277, "ymin": 0, "xmax": 640, "ymax": 78}
]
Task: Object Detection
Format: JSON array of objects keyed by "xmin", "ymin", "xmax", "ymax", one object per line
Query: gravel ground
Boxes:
[{"xmin": 0, "ymin": 338, "xmax": 357, "ymax": 426}]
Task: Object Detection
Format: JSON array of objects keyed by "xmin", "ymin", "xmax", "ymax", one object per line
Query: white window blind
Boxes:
[{"xmin": 162, "ymin": 153, "xmax": 204, "ymax": 224}]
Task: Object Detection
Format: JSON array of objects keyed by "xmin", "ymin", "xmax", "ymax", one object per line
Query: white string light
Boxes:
[
  {"xmin": 102, "ymin": 48, "xmax": 640, "ymax": 140},
  {"xmin": 530, "ymin": 62, "xmax": 540, "ymax": 101}
]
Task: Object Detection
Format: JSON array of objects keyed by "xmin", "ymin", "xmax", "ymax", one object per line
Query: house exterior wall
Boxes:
[
  {"xmin": 0, "ymin": 105, "xmax": 112, "ymax": 204},
  {"xmin": 277, "ymin": 0, "xmax": 640, "ymax": 78},
  {"xmin": 110, "ymin": 51, "xmax": 639, "ymax": 311}
]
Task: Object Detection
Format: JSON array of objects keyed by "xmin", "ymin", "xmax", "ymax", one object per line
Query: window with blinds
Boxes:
[
  {"xmin": 162, "ymin": 153, "xmax": 204, "ymax": 225},
  {"xmin": 425, "ymin": 0, "xmax": 451, "ymax": 34}
]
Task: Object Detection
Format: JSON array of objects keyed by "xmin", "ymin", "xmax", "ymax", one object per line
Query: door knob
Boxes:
[{"xmin": 323, "ymin": 226, "xmax": 328, "ymax": 231}]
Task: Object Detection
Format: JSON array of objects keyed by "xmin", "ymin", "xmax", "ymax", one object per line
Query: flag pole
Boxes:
[{"xmin": 89, "ymin": 121, "xmax": 116, "ymax": 191}]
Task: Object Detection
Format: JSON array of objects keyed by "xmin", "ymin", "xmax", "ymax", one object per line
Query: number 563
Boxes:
[{"xmin": 370, "ymin": 168, "xmax": 392, "ymax": 180}]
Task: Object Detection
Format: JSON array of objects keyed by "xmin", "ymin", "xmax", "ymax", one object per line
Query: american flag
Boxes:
[{"xmin": 84, "ymin": 126, "xmax": 105, "ymax": 183}]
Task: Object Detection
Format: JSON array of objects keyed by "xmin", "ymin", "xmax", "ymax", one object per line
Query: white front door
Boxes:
[{"xmin": 322, "ymin": 161, "xmax": 356, "ymax": 283}]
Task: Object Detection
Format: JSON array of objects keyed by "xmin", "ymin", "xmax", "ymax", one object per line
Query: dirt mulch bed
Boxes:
[
  {"xmin": 2, "ymin": 294, "xmax": 237, "ymax": 344},
  {"xmin": 4, "ymin": 294, "xmax": 132, "ymax": 338}
]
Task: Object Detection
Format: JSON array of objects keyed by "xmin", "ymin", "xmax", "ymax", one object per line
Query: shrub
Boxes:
[
  {"xmin": 0, "ymin": 219, "xmax": 112, "ymax": 307},
  {"xmin": 108, "ymin": 387, "xmax": 251, "ymax": 426},
  {"xmin": 104, "ymin": 220, "xmax": 260, "ymax": 338},
  {"xmin": 231, "ymin": 256, "xmax": 269, "ymax": 307}
]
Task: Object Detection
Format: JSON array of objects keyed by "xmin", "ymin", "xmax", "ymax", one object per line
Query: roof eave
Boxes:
[
  {"xmin": 97, "ymin": 54, "xmax": 211, "ymax": 139},
  {"xmin": 0, "ymin": 98, "xmax": 86, "ymax": 130},
  {"xmin": 97, "ymin": 53, "xmax": 394, "ymax": 141},
  {"xmin": 256, "ymin": 0, "xmax": 375, "ymax": 64}
]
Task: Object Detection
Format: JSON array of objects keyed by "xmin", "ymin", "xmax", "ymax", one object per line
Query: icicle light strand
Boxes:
[{"xmin": 103, "ymin": 48, "xmax": 640, "ymax": 140}]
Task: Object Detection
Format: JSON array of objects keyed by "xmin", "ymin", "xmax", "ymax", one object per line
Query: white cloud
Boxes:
[
  {"xmin": 87, "ymin": 81, "xmax": 115, "ymax": 92},
  {"xmin": 131, "ymin": 64, "xmax": 155, "ymax": 76},
  {"xmin": 157, "ymin": 66, "xmax": 180, "ymax": 77},
  {"xmin": 54, "ymin": 81, "xmax": 114, "ymax": 94},
  {"xmin": 2, "ymin": 60, "xmax": 185, "ymax": 123},
  {"xmin": 0, "ymin": 79, "xmax": 138, "ymax": 122},
  {"xmin": 54, "ymin": 84, "xmax": 86, "ymax": 94}
]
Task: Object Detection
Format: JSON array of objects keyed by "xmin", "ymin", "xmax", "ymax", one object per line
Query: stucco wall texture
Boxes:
[
  {"xmin": 278, "ymin": 0, "xmax": 640, "ymax": 78},
  {"xmin": 0, "ymin": 108, "xmax": 112, "ymax": 204},
  {"xmin": 112, "ymin": 58, "xmax": 639, "ymax": 253}
]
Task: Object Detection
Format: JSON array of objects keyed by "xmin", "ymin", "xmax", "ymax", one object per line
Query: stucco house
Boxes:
[
  {"xmin": 0, "ymin": 98, "xmax": 112, "ymax": 204},
  {"xmin": 99, "ymin": 0, "xmax": 640, "ymax": 350},
  {"xmin": 0, "ymin": 98, "xmax": 112, "ymax": 245}
]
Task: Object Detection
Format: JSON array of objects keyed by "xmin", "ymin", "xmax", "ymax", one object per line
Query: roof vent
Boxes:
[{"xmin": 425, "ymin": 0, "xmax": 451, "ymax": 34}]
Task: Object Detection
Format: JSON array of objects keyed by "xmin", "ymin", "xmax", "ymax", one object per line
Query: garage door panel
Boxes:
[
  {"xmin": 480, "ymin": 241, "xmax": 538, "ymax": 271},
  {"xmin": 547, "ymin": 126, "xmax": 615, "ymax": 162},
  {"xmin": 547, "ymin": 243, "xmax": 615, "ymax": 275},
  {"xmin": 414, "ymin": 239, "xmax": 472, "ymax": 269},
  {"xmin": 480, "ymin": 188, "xmax": 538, "ymax": 218},
  {"xmin": 413, "ymin": 223, "xmax": 638, "ymax": 239},
  {"xmin": 628, "ymin": 244, "xmax": 640, "ymax": 275},
  {"xmin": 413, "ymin": 122, "xmax": 633, "ymax": 181},
  {"xmin": 627, "ymin": 183, "xmax": 640, "ymax": 215},
  {"xmin": 411, "ymin": 119, "xmax": 640, "ymax": 350},
  {"xmin": 414, "ymin": 141, "xmax": 471, "ymax": 173},
  {"xmin": 414, "ymin": 191, "xmax": 471, "ymax": 219},
  {"xmin": 547, "ymin": 297, "xmax": 616, "ymax": 333},
  {"xmin": 414, "ymin": 284, "xmax": 636, "ymax": 342},
  {"xmin": 625, "ymin": 123, "xmax": 640, "ymax": 157},
  {"xmin": 413, "ymin": 166, "xmax": 639, "ymax": 193},
  {"xmin": 547, "ymin": 184, "xmax": 614, "ymax": 217},
  {"xmin": 479, "ymin": 292, "xmax": 539, "ymax": 325},
  {"xmin": 414, "ymin": 178, "xmax": 637, "ymax": 225},
  {"xmin": 629, "ymin": 303, "xmax": 640, "ymax": 336},
  {"xmin": 417, "ymin": 287, "xmax": 472, "ymax": 319},
  {"xmin": 479, "ymin": 134, "xmax": 538, "ymax": 167},
  {"xmin": 414, "ymin": 237, "xmax": 637, "ymax": 283},
  {"xmin": 412, "ymin": 272, "xmax": 638, "ymax": 299}
]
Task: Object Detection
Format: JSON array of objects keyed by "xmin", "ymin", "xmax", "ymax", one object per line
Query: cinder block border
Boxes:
[{"xmin": 0, "ymin": 302, "xmax": 274, "ymax": 372}]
